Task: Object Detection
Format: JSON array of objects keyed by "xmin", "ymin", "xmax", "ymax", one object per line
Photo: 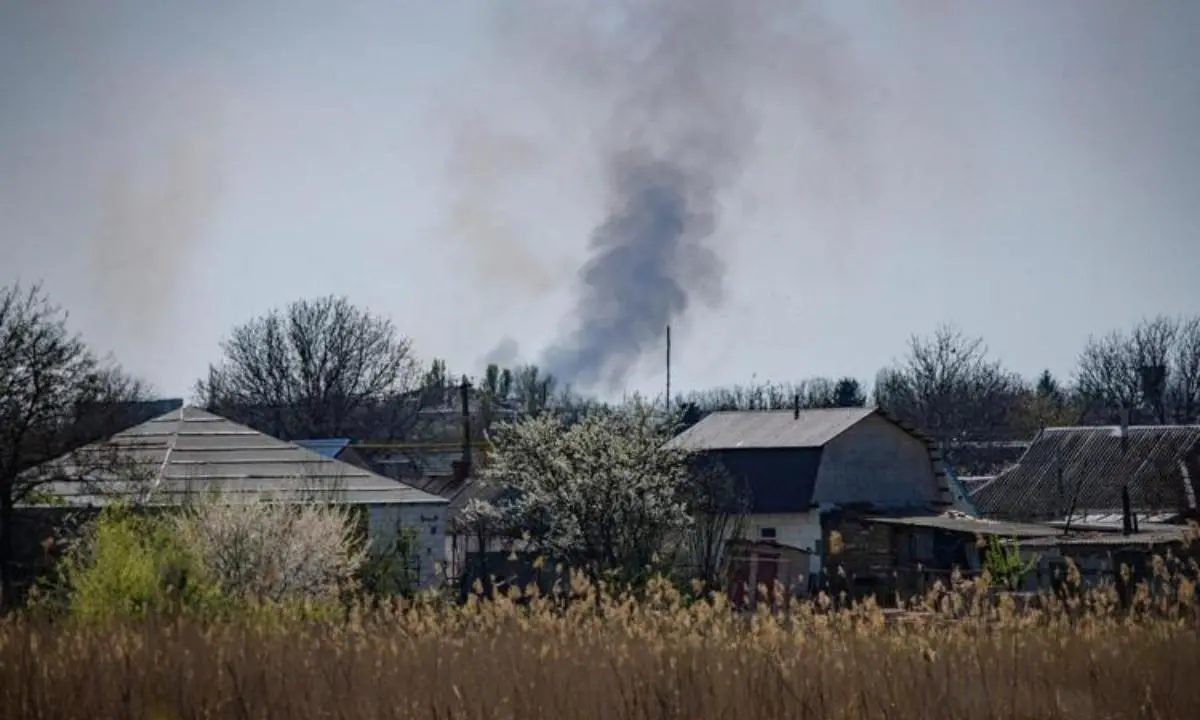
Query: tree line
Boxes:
[{"xmin": 3, "ymin": 280, "xmax": 1199, "ymax": 600}]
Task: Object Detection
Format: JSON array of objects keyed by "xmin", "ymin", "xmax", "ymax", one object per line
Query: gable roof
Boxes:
[
  {"xmin": 33, "ymin": 407, "xmax": 447, "ymax": 507},
  {"xmin": 973, "ymin": 425, "xmax": 1200, "ymax": 521},
  {"xmin": 694, "ymin": 446, "xmax": 825, "ymax": 514},
  {"xmin": 668, "ymin": 407, "xmax": 877, "ymax": 450}
]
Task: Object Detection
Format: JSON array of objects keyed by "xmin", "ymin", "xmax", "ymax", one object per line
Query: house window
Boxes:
[{"xmin": 760, "ymin": 527, "xmax": 777, "ymax": 540}]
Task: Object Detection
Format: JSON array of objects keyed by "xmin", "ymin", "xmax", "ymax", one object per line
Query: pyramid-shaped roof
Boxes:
[{"xmin": 32, "ymin": 406, "xmax": 446, "ymax": 507}]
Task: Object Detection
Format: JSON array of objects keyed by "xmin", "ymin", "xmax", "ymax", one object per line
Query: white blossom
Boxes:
[
  {"xmin": 469, "ymin": 403, "xmax": 693, "ymax": 578},
  {"xmin": 174, "ymin": 490, "xmax": 366, "ymax": 604}
]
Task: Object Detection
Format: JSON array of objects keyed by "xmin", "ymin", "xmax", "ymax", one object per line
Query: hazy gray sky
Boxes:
[{"xmin": 2, "ymin": 0, "xmax": 1198, "ymax": 399}]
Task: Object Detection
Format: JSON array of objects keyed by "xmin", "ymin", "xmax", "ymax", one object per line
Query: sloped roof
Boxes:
[
  {"xmin": 668, "ymin": 407, "xmax": 877, "ymax": 450},
  {"xmin": 973, "ymin": 425, "xmax": 1200, "ymax": 521},
  {"xmin": 294, "ymin": 438, "xmax": 352, "ymax": 459},
  {"xmin": 867, "ymin": 512, "xmax": 1060, "ymax": 539},
  {"xmin": 33, "ymin": 407, "xmax": 446, "ymax": 507}
]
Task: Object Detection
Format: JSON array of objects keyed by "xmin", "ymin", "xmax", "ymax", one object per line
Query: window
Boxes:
[{"xmin": 759, "ymin": 527, "xmax": 777, "ymax": 540}]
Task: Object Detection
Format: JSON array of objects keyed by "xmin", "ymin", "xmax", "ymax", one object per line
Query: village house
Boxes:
[
  {"xmin": 972, "ymin": 424, "xmax": 1200, "ymax": 525},
  {"xmin": 667, "ymin": 406, "xmax": 974, "ymax": 603},
  {"xmin": 28, "ymin": 407, "xmax": 449, "ymax": 589},
  {"xmin": 343, "ymin": 383, "xmax": 520, "ymax": 591}
]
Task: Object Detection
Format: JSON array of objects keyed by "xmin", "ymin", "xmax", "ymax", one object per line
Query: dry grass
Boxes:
[{"xmin": 2, "ymin": 571, "xmax": 1199, "ymax": 720}]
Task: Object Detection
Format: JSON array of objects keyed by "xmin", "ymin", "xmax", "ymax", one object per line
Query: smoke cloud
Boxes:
[
  {"xmin": 88, "ymin": 81, "xmax": 224, "ymax": 368},
  {"xmin": 525, "ymin": 0, "xmax": 787, "ymax": 391}
]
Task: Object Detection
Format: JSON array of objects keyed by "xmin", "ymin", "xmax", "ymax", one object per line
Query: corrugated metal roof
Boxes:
[
  {"xmin": 973, "ymin": 425, "xmax": 1200, "ymax": 521},
  {"xmin": 668, "ymin": 408, "xmax": 877, "ymax": 450},
  {"xmin": 31, "ymin": 407, "xmax": 447, "ymax": 507},
  {"xmin": 867, "ymin": 513, "xmax": 1061, "ymax": 539},
  {"xmin": 294, "ymin": 438, "xmax": 352, "ymax": 458},
  {"xmin": 1020, "ymin": 528, "xmax": 1194, "ymax": 548},
  {"xmin": 959, "ymin": 476, "xmax": 996, "ymax": 493}
]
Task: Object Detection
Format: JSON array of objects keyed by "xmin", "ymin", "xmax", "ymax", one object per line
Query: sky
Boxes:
[{"xmin": 2, "ymin": 0, "xmax": 1198, "ymax": 401}]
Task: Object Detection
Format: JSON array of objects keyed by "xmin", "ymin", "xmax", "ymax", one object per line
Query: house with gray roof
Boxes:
[
  {"xmin": 668, "ymin": 407, "xmax": 970, "ymax": 597},
  {"xmin": 30, "ymin": 407, "xmax": 450, "ymax": 588},
  {"xmin": 972, "ymin": 424, "xmax": 1200, "ymax": 524}
]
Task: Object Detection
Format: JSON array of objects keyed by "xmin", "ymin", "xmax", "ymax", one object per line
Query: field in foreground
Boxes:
[{"xmin": 2, "ymin": 579, "xmax": 1199, "ymax": 720}]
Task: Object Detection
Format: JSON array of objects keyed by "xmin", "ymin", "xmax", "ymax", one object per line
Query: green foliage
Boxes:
[
  {"xmin": 359, "ymin": 524, "xmax": 421, "ymax": 598},
  {"xmin": 51, "ymin": 505, "xmax": 223, "ymax": 622},
  {"xmin": 982, "ymin": 535, "xmax": 1038, "ymax": 592}
]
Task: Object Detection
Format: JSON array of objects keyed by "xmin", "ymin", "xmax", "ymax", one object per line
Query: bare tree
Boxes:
[
  {"xmin": 1169, "ymin": 317, "xmax": 1200, "ymax": 424},
  {"xmin": 1076, "ymin": 316, "xmax": 1193, "ymax": 424},
  {"xmin": 0, "ymin": 282, "xmax": 146, "ymax": 606},
  {"xmin": 873, "ymin": 325, "xmax": 1026, "ymax": 444},
  {"xmin": 678, "ymin": 376, "xmax": 866, "ymax": 415},
  {"xmin": 197, "ymin": 296, "xmax": 420, "ymax": 440},
  {"xmin": 512, "ymin": 364, "xmax": 556, "ymax": 417},
  {"xmin": 682, "ymin": 459, "xmax": 749, "ymax": 592},
  {"xmin": 1012, "ymin": 369, "xmax": 1081, "ymax": 435}
]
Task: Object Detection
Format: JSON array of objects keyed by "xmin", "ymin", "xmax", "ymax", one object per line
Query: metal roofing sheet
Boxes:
[
  {"xmin": 867, "ymin": 513, "xmax": 1061, "ymax": 538},
  {"xmin": 668, "ymin": 408, "xmax": 877, "ymax": 450},
  {"xmin": 973, "ymin": 425, "xmax": 1200, "ymax": 521},
  {"xmin": 30, "ymin": 407, "xmax": 446, "ymax": 507},
  {"xmin": 1020, "ymin": 528, "xmax": 1194, "ymax": 548},
  {"xmin": 294, "ymin": 438, "xmax": 352, "ymax": 458}
]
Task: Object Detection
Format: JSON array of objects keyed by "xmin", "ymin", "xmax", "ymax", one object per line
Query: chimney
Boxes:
[{"xmin": 793, "ymin": 394, "xmax": 800, "ymax": 420}]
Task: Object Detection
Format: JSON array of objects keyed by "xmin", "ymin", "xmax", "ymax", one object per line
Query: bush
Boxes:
[
  {"xmin": 173, "ymin": 499, "xmax": 367, "ymax": 604},
  {"xmin": 35, "ymin": 496, "xmax": 370, "ymax": 621},
  {"xmin": 45, "ymin": 505, "xmax": 221, "ymax": 622},
  {"xmin": 359, "ymin": 524, "xmax": 421, "ymax": 599}
]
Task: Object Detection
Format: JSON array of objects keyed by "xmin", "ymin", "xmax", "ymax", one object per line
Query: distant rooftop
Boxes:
[
  {"xmin": 31, "ymin": 407, "xmax": 446, "ymax": 507},
  {"xmin": 973, "ymin": 425, "xmax": 1200, "ymax": 521},
  {"xmin": 294, "ymin": 438, "xmax": 352, "ymax": 459},
  {"xmin": 668, "ymin": 407, "xmax": 878, "ymax": 450}
]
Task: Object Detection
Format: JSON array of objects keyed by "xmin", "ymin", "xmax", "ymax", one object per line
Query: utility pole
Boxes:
[{"xmin": 665, "ymin": 324, "xmax": 671, "ymax": 414}]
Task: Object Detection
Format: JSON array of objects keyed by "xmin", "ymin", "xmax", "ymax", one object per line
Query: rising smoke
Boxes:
[{"xmin": 529, "ymin": 0, "xmax": 776, "ymax": 392}]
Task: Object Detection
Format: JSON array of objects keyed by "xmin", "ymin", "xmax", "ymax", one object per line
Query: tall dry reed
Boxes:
[{"xmin": 2, "ymin": 571, "xmax": 1198, "ymax": 719}]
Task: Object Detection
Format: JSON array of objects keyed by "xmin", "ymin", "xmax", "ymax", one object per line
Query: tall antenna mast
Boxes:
[{"xmin": 665, "ymin": 324, "xmax": 671, "ymax": 413}]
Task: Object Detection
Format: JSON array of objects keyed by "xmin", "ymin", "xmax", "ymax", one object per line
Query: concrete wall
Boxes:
[
  {"xmin": 366, "ymin": 503, "xmax": 446, "ymax": 589},
  {"xmin": 812, "ymin": 414, "xmax": 939, "ymax": 509}
]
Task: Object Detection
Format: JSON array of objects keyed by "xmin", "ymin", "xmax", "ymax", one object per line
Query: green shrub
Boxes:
[
  {"xmin": 359, "ymin": 524, "xmax": 421, "ymax": 599},
  {"xmin": 983, "ymin": 535, "xmax": 1038, "ymax": 592},
  {"xmin": 51, "ymin": 505, "xmax": 223, "ymax": 622}
]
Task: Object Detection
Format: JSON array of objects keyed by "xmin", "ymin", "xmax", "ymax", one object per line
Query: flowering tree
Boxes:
[
  {"xmin": 465, "ymin": 403, "xmax": 693, "ymax": 582},
  {"xmin": 174, "ymin": 496, "xmax": 366, "ymax": 604}
]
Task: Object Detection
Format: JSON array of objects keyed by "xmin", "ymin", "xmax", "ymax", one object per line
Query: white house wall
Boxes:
[
  {"xmin": 366, "ymin": 503, "xmax": 446, "ymax": 589},
  {"xmin": 812, "ymin": 414, "xmax": 939, "ymax": 509},
  {"xmin": 747, "ymin": 511, "xmax": 824, "ymax": 576}
]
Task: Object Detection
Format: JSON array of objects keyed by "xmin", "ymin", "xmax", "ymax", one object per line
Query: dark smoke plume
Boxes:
[
  {"xmin": 542, "ymin": 151, "xmax": 723, "ymax": 390},
  {"xmin": 539, "ymin": 0, "xmax": 756, "ymax": 392}
]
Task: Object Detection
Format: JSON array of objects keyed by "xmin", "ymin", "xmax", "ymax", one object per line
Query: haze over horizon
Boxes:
[{"xmin": 3, "ymin": 1, "xmax": 1198, "ymax": 400}]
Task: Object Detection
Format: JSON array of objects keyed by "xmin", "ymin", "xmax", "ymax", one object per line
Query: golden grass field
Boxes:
[{"xmin": 2, "ymin": 572, "xmax": 1198, "ymax": 720}]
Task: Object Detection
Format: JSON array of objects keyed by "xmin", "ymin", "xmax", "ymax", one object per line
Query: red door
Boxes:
[{"xmin": 757, "ymin": 553, "xmax": 780, "ymax": 606}]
